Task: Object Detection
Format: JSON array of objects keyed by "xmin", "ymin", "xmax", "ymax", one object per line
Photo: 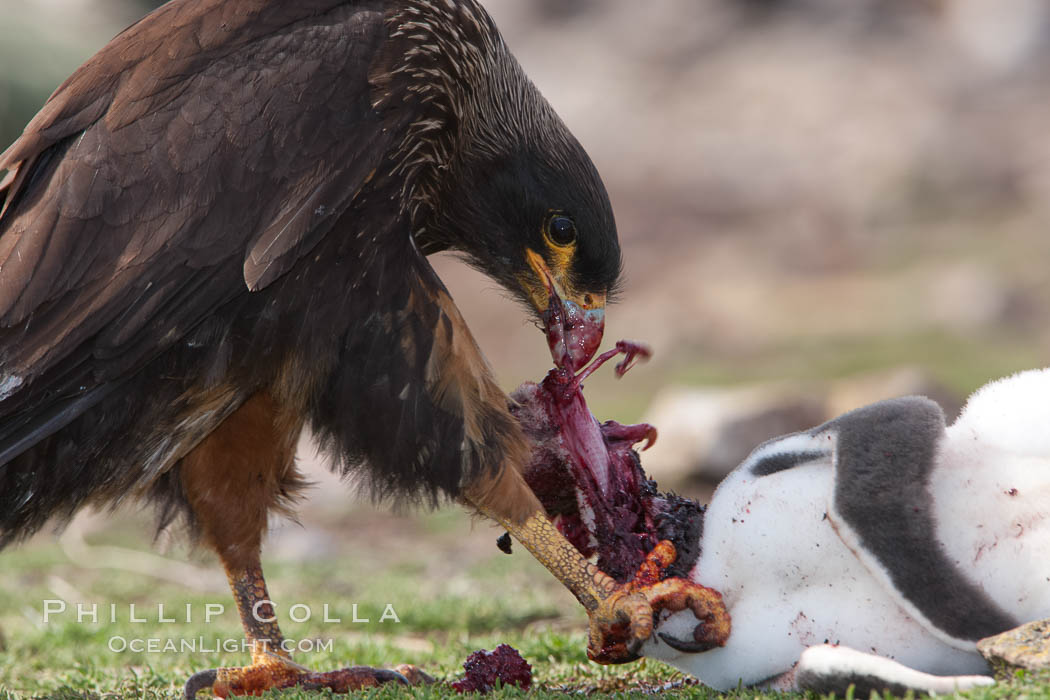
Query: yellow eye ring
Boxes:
[{"xmin": 545, "ymin": 214, "xmax": 577, "ymax": 248}]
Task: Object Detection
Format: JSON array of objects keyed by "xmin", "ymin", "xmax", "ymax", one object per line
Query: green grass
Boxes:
[
  {"xmin": 667, "ymin": 329, "xmax": 1046, "ymax": 398},
  {"xmin": 1, "ymin": 507, "xmax": 1049, "ymax": 700}
]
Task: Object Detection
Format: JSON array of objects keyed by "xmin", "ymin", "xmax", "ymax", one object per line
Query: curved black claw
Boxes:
[
  {"xmin": 658, "ymin": 631, "xmax": 718, "ymax": 654},
  {"xmin": 373, "ymin": 669, "xmax": 411, "ymax": 685},
  {"xmin": 184, "ymin": 668, "xmax": 217, "ymax": 699},
  {"xmin": 621, "ymin": 639, "xmax": 644, "ymax": 664}
]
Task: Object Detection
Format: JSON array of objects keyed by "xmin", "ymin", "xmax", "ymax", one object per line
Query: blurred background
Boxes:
[
  {"xmin": 4, "ymin": 0, "xmax": 1050, "ymax": 486},
  {"xmin": 2, "ymin": 0, "xmax": 1050, "ymax": 693}
]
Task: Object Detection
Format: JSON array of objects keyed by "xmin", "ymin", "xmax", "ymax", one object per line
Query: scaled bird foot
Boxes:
[
  {"xmin": 587, "ymin": 541, "xmax": 730, "ymax": 665},
  {"xmin": 184, "ymin": 654, "xmax": 424, "ymax": 698}
]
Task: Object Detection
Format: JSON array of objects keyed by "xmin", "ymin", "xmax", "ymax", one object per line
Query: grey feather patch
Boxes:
[{"xmin": 825, "ymin": 396, "xmax": 1017, "ymax": 641}]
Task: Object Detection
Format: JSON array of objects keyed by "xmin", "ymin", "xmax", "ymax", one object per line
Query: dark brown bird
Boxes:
[{"xmin": 0, "ymin": 0, "xmax": 664, "ymax": 696}]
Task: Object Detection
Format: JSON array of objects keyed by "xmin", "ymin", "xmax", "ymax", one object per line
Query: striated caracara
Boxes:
[{"xmin": 0, "ymin": 0, "xmax": 668, "ymax": 696}]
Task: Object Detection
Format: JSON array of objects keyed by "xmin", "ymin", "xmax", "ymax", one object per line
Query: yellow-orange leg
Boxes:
[
  {"xmin": 466, "ymin": 467, "xmax": 729, "ymax": 663},
  {"xmin": 180, "ymin": 394, "xmax": 417, "ymax": 698}
]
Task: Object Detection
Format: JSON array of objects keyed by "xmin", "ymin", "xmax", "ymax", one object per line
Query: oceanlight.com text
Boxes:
[{"xmin": 108, "ymin": 636, "xmax": 335, "ymax": 654}]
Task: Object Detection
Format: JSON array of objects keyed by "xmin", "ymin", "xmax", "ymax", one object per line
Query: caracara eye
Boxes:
[{"xmin": 548, "ymin": 215, "xmax": 577, "ymax": 246}]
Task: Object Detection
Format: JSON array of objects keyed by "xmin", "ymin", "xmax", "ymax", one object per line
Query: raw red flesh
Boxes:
[
  {"xmin": 451, "ymin": 644, "xmax": 533, "ymax": 693},
  {"xmin": 511, "ymin": 300, "xmax": 704, "ymax": 582}
]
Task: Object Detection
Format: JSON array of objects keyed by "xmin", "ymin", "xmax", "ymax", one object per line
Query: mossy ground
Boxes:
[{"xmin": 1, "ymin": 503, "xmax": 1047, "ymax": 700}]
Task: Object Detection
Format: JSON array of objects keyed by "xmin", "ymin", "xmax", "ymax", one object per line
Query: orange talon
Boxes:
[{"xmin": 585, "ymin": 540, "xmax": 730, "ymax": 665}]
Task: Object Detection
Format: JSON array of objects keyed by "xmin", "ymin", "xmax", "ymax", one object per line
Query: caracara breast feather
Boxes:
[{"xmin": 0, "ymin": 0, "xmax": 543, "ymax": 543}]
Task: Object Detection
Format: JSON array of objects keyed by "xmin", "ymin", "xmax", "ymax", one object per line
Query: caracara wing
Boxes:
[
  {"xmin": 0, "ymin": 0, "xmax": 400, "ymax": 455},
  {"xmin": 312, "ymin": 233, "xmax": 527, "ymax": 503}
]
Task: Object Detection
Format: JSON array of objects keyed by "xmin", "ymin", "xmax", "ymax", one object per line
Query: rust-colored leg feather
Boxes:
[{"xmin": 180, "ymin": 394, "xmax": 412, "ymax": 698}]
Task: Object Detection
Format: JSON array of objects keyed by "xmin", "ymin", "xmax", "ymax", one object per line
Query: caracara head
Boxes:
[{"xmin": 380, "ymin": 0, "xmax": 622, "ymax": 371}]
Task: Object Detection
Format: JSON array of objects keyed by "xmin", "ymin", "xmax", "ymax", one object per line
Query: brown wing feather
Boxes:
[{"xmin": 0, "ymin": 0, "xmax": 395, "ymax": 448}]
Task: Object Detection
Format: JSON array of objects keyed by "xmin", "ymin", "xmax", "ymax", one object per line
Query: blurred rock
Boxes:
[
  {"xmin": 826, "ymin": 366, "xmax": 963, "ymax": 421},
  {"xmin": 642, "ymin": 367, "xmax": 961, "ymax": 486},
  {"xmin": 941, "ymin": 0, "xmax": 1050, "ymax": 74},
  {"xmin": 642, "ymin": 383, "xmax": 825, "ymax": 484},
  {"xmin": 979, "ymin": 619, "xmax": 1050, "ymax": 673}
]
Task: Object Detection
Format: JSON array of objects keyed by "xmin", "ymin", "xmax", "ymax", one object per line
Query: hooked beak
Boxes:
[{"xmin": 524, "ymin": 249, "xmax": 606, "ymax": 372}]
